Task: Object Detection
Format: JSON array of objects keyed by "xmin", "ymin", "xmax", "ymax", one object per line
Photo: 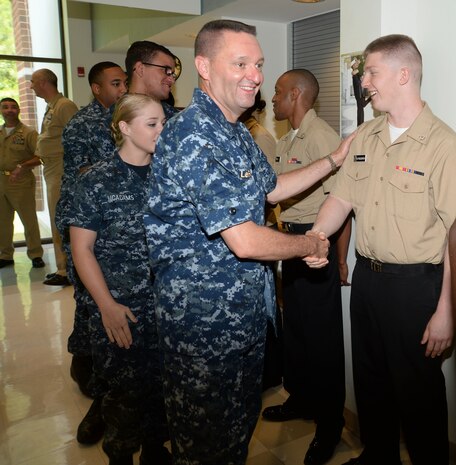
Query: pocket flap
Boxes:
[
  {"xmin": 346, "ymin": 163, "xmax": 372, "ymax": 181},
  {"xmin": 389, "ymin": 171, "xmax": 426, "ymax": 193}
]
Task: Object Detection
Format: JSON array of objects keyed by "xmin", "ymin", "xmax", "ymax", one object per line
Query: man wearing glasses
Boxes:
[{"xmin": 125, "ymin": 41, "xmax": 181, "ymax": 120}]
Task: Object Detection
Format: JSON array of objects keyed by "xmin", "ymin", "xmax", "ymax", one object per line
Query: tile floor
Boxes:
[{"xmin": 0, "ymin": 246, "xmax": 439, "ymax": 465}]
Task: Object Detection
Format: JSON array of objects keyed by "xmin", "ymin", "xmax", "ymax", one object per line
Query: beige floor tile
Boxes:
[{"xmin": 1, "ymin": 248, "xmax": 454, "ymax": 465}]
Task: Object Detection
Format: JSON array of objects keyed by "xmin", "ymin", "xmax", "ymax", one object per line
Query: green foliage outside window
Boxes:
[{"xmin": 0, "ymin": 0, "xmax": 20, "ymax": 102}]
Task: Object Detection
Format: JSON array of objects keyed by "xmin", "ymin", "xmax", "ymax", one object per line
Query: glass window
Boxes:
[{"xmin": 0, "ymin": 0, "xmax": 66, "ymax": 243}]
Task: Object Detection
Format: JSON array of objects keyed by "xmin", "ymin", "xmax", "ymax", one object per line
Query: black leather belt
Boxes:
[
  {"xmin": 282, "ymin": 222, "xmax": 311, "ymax": 234},
  {"xmin": 356, "ymin": 251, "xmax": 442, "ymax": 275}
]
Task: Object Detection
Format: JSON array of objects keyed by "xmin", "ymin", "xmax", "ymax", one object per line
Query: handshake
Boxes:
[{"xmin": 303, "ymin": 230, "xmax": 329, "ymax": 268}]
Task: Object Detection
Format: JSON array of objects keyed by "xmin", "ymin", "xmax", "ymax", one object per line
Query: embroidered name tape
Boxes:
[{"xmin": 354, "ymin": 154, "xmax": 366, "ymax": 162}]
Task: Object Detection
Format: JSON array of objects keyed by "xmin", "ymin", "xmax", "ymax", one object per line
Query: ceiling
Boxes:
[
  {"xmin": 157, "ymin": 0, "xmax": 340, "ymax": 47},
  {"xmin": 154, "ymin": 0, "xmax": 341, "ymax": 47},
  {"xmin": 72, "ymin": 0, "xmax": 340, "ymax": 51}
]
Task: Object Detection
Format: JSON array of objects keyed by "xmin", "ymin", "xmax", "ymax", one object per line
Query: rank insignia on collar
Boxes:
[
  {"xmin": 240, "ymin": 169, "xmax": 252, "ymax": 179},
  {"xmin": 354, "ymin": 154, "xmax": 366, "ymax": 162}
]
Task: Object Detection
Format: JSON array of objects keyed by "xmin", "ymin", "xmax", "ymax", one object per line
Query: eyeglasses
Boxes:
[{"xmin": 141, "ymin": 62, "xmax": 180, "ymax": 80}]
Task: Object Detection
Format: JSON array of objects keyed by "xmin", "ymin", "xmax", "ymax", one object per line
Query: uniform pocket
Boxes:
[
  {"xmin": 387, "ymin": 171, "xmax": 427, "ymax": 221},
  {"xmin": 345, "ymin": 163, "xmax": 372, "ymax": 208}
]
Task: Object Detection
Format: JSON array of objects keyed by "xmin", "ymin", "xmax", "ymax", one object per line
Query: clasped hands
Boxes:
[{"xmin": 303, "ymin": 230, "xmax": 329, "ymax": 268}]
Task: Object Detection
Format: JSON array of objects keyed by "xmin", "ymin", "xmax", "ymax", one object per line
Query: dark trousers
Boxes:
[
  {"xmin": 88, "ymin": 300, "xmax": 168, "ymax": 459},
  {"xmin": 160, "ymin": 336, "xmax": 265, "ymax": 465},
  {"xmin": 351, "ymin": 259, "xmax": 448, "ymax": 465},
  {"xmin": 282, "ymin": 223, "xmax": 345, "ymax": 439}
]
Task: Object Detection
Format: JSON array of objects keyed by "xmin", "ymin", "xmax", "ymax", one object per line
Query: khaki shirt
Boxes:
[
  {"xmin": 0, "ymin": 122, "xmax": 37, "ymax": 177},
  {"xmin": 243, "ymin": 116, "xmax": 278, "ymax": 225},
  {"xmin": 274, "ymin": 109, "xmax": 340, "ymax": 224},
  {"xmin": 244, "ymin": 116, "xmax": 277, "ymax": 165},
  {"xmin": 332, "ymin": 103, "xmax": 456, "ymax": 264},
  {"xmin": 36, "ymin": 93, "xmax": 78, "ymax": 158}
]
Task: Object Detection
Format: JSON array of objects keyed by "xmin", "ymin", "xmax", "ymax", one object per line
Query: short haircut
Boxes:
[
  {"xmin": 0, "ymin": 97, "xmax": 19, "ymax": 107},
  {"xmin": 283, "ymin": 69, "xmax": 320, "ymax": 106},
  {"xmin": 36, "ymin": 68, "xmax": 58, "ymax": 87},
  {"xmin": 111, "ymin": 93, "xmax": 161, "ymax": 147},
  {"xmin": 364, "ymin": 34, "xmax": 422, "ymax": 82},
  {"xmin": 195, "ymin": 19, "xmax": 256, "ymax": 58},
  {"xmin": 125, "ymin": 41, "xmax": 176, "ymax": 81},
  {"xmin": 88, "ymin": 61, "xmax": 122, "ymax": 85}
]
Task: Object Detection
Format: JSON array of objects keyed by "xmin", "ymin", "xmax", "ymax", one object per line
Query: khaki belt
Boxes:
[{"xmin": 0, "ymin": 170, "xmax": 12, "ymax": 175}]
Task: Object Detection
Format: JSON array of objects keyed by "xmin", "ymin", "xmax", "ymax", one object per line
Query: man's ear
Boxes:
[
  {"xmin": 399, "ymin": 67, "xmax": 410, "ymax": 85},
  {"xmin": 133, "ymin": 61, "xmax": 144, "ymax": 77},
  {"xmin": 195, "ymin": 55, "xmax": 210, "ymax": 80},
  {"xmin": 290, "ymin": 87, "xmax": 301, "ymax": 101},
  {"xmin": 91, "ymin": 83, "xmax": 101, "ymax": 97}
]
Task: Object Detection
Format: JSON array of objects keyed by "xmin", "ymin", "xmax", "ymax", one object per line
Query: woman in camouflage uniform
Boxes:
[{"xmin": 69, "ymin": 93, "xmax": 170, "ymax": 465}]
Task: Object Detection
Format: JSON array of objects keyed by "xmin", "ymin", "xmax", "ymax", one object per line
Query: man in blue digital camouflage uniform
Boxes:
[
  {"xmin": 56, "ymin": 61, "xmax": 127, "ymax": 445},
  {"xmin": 144, "ymin": 19, "xmax": 354, "ymax": 465},
  {"xmin": 125, "ymin": 40, "xmax": 181, "ymax": 120},
  {"xmin": 70, "ymin": 145, "xmax": 169, "ymax": 465}
]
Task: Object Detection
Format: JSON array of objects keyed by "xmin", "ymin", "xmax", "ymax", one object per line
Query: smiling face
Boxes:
[
  {"xmin": 119, "ymin": 100, "xmax": 166, "ymax": 155},
  {"xmin": 361, "ymin": 51, "xmax": 402, "ymax": 113},
  {"xmin": 196, "ymin": 30, "xmax": 264, "ymax": 123},
  {"xmin": 140, "ymin": 51, "xmax": 177, "ymax": 101},
  {"xmin": 1, "ymin": 100, "xmax": 20, "ymax": 127}
]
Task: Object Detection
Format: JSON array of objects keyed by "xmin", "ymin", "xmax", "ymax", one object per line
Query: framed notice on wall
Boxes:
[{"xmin": 341, "ymin": 52, "xmax": 373, "ymax": 138}]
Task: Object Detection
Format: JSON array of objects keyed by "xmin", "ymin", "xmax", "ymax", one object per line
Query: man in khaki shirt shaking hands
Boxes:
[{"xmin": 312, "ymin": 35, "xmax": 456, "ymax": 465}]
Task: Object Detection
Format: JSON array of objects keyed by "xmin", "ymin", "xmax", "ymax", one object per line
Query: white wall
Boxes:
[
  {"xmin": 342, "ymin": 0, "xmax": 456, "ymax": 446},
  {"xmin": 66, "ymin": 14, "xmax": 126, "ymax": 107}
]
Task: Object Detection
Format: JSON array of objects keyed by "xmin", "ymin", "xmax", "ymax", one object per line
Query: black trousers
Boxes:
[
  {"xmin": 351, "ymin": 258, "xmax": 448, "ymax": 465},
  {"xmin": 282, "ymin": 223, "xmax": 345, "ymax": 439}
]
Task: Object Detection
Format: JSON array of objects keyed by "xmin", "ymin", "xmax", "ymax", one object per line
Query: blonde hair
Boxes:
[
  {"xmin": 364, "ymin": 34, "xmax": 422, "ymax": 84},
  {"xmin": 111, "ymin": 93, "xmax": 161, "ymax": 147}
]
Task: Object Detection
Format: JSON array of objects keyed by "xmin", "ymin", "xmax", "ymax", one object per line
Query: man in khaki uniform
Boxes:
[
  {"xmin": 31, "ymin": 68, "xmax": 78, "ymax": 285},
  {"xmin": 262, "ymin": 69, "xmax": 349, "ymax": 465},
  {"xmin": 312, "ymin": 35, "xmax": 456, "ymax": 465},
  {"xmin": 0, "ymin": 98, "xmax": 44, "ymax": 268}
]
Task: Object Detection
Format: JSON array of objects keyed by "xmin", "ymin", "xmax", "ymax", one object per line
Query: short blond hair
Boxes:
[{"xmin": 364, "ymin": 34, "xmax": 422, "ymax": 83}]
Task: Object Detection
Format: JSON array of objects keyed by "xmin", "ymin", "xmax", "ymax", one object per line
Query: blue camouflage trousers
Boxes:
[
  {"xmin": 88, "ymin": 298, "xmax": 168, "ymax": 459},
  {"xmin": 160, "ymin": 334, "xmax": 266, "ymax": 465}
]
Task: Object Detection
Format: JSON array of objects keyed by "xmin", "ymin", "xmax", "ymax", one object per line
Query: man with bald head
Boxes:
[
  {"xmin": 261, "ymin": 69, "xmax": 349, "ymax": 465},
  {"xmin": 31, "ymin": 68, "xmax": 78, "ymax": 285}
]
